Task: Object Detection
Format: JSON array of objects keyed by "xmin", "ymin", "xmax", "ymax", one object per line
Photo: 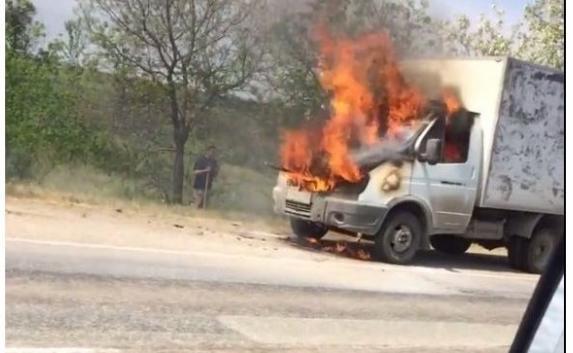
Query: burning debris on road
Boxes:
[
  {"xmin": 280, "ymin": 28, "xmax": 466, "ymax": 192},
  {"xmin": 303, "ymin": 237, "xmax": 372, "ymax": 261}
]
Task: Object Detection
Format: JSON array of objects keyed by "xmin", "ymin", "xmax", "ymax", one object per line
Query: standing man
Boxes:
[{"xmin": 192, "ymin": 145, "xmax": 219, "ymax": 209}]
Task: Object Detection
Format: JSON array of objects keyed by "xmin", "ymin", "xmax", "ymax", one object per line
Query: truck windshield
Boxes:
[
  {"xmin": 351, "ymin": 121, "xmax": 428, "ymax": 169},
  {"xmin": 391, "ymin": 121, "xmax": 427, "ymax": 144}
]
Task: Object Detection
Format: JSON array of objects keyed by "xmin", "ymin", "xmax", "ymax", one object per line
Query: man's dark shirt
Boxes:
[{"xmin": 193, "ymin": 155, "xmax": 219, "ymax": 190}]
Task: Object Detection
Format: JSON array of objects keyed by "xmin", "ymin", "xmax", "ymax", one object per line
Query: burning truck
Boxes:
[{"xmin": 272, "ymin": 31, "xmax": 564, "ymax": 273}]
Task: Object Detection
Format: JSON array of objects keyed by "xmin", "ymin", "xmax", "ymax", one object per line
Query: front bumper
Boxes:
[{"xmin": 273, "ymin": 186, "xmax": 387, "ymax": 236}]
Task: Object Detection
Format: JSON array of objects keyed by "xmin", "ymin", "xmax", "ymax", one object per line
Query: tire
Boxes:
[
  {"xmin": 430, "ymin": 234, "xmax": 471, "ymax": 255},
  {"xmin": 508, "ymin": 228, "xmax": 559, "ymax": 274},
  {"xmin": 524, "ymin": 227, "xmax": 559, "ymax": 274},
  {"xmin": 373, "ymin": 211, "xmax": 422, "ymax": 264},
  {"xmin": 290, "ymin": 218, "xmax": 328, "ymax": 240}
]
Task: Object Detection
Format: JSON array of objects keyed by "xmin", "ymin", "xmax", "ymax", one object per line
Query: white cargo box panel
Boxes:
[
  {"xmin": 483, "ymin": 58, "xmax": 563, "ymax": 214},
  {"xmin": 401, "ymin": 57, "xmax": 564, "ymax": 214}
]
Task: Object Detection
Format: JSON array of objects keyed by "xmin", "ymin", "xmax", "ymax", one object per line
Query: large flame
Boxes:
[{"xmin": 280, "ymin": 29, "xmax": 460, "ymax": 192}]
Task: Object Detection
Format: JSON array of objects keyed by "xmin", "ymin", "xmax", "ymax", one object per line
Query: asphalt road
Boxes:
[{"xmin": 6, "ymin": 237, "xmax": 538, "ymax": 353}]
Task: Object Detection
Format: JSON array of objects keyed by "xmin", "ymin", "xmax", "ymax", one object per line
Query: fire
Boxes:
[
  {"xmin": 442, "ymin": 88, "xmax": 466, "ymax": 162},
  {"xmin": 281, "ymin": 29, "xmax": 462, "ymax": 192},
  {"xmin": 310, "ymin": 239, "xmax": 372, "ymax": 261},
  {"xmin": 442, "ymin": 88, "xmax": 462, "ymax": 115}
]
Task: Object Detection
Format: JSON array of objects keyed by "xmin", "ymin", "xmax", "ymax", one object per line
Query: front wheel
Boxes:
[
  {"xmin": 431, "ymin": 234, "xmax": 471, "ymax": 255},
  {"xmin": 373, "ymin": 211, "xmax": 422, "ymax": 264},
  {"xmin": 290, "ymin": 218, "xmax": 328, "ymax": 240}
]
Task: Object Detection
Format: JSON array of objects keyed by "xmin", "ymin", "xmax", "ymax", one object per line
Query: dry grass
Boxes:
[{"xmin": 6, "ymin": 163, "xmax": 286, "ymax": 231}]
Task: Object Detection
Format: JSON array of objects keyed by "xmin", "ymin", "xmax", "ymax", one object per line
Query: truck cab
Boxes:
[{"xmin": 273, "ymin": 112, "xmax": 481, "ymax": 263}]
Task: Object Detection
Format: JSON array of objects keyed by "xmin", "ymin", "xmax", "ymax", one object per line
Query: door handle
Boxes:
[{"xmin": 440, "ymin": 180, "xmax": 464, "ymax": 186}]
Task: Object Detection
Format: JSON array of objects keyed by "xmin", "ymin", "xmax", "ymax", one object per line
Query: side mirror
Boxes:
[{"xmin": 420, "ymin": 138, "xmax": 441, "ymax": 165}]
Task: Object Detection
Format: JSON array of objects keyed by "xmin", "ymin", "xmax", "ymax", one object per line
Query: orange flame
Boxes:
[
  {"xmin": 442, "ymin": 87, "xmax": 462, "ymax": 115},
  {"xmin": 281, "ymin": 29, "xmax": 461, "ymax": 192}
]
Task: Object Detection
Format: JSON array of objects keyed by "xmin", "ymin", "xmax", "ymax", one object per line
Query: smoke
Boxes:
[
  {"xmin": 448, "ymin": 108, "xmax": 476, "ymax": 136},
  {"xmin": 350, "ymin": 124, "xmax": 417, "ymax": 169},
  {"xmin": 338, "ymin": 1, "xmax": 450, "ymax": 58}
]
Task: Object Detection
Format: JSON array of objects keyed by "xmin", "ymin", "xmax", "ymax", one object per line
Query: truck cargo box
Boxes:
[{"xmin": 401, "ymin": 57, "xmax": 564, "ymax": 214}]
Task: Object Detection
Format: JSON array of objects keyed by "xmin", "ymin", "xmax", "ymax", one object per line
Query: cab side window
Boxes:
[
  {"xmin": 443, "ymin": 113, "xmax": 474, "ymax": 163},
  {"xmin": 443, "ymin": 129, "xmax": 471, "ymax": 163},
  {"xmin": 418, "ymin": 115, "xmax": 472, "ymax": 164}
]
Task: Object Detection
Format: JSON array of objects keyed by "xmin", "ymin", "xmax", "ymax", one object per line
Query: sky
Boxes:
[
  {"xmin": 430, "ymin": 0, "xmax": 528, "ymax": 24},
  {"xmin": 32, "ymin": 0, "xmax": 531, "ymax": 41}
]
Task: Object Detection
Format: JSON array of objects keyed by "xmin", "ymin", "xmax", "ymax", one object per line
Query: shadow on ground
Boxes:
[{"xmin": 281, "ymin": 232, "xmax": 516, "ymax": 274}]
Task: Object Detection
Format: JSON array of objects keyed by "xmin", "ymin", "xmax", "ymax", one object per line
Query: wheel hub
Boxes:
[{"xmin": 392, "ymin": 226, "xmax": 412, "ymax": 253}]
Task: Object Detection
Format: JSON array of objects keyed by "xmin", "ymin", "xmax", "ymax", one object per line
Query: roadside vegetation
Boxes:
[{"xmin": 6, "ymin": 0, "xmax": 563, "ymax": 216}]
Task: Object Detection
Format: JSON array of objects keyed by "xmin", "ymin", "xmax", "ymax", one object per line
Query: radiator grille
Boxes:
[{"xmin": 285, "ymin": 200, "xmax": 312, "ymax": 218}]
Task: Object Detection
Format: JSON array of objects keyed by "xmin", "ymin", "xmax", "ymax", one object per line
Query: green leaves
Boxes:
[
  {"xmin": 440, "ymin": 0, "xmax": 563, "ymax": 70},
  {"xmin": 5, "ymin": 50, "xmax": 118, "ymax": 178},
  {"xmin": 5, "ymin": 0, "xmax": 45, "ymax": 54},
  {"xmin": 517, "ymin": 0, "xmax": 564, "ymax": 70}
]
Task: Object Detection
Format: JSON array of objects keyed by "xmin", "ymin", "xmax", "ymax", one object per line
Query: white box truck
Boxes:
[{"xmin": 272, "ymin": 57, "xmax": 564, "ymax": 273}]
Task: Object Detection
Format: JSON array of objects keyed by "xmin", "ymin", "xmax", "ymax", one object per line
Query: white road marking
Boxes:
[
  {"xmin": 6, "ymin": 237, "xmax": 537, "ymax": 281},
  {"xmin": 219, "ymin": 315, "xmax": 517, "ymax": 348},
  {"xmin": 6, "ymin": 349, "xmax": 121, "ymax": 353}
]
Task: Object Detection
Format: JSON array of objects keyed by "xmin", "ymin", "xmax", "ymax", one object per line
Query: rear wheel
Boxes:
[
  {"xmin": 373, "ymin": 211, "xmax": 422, "ymax": 264},
  {"xmin": 290, "ymin": 218, "xmax": 328, "ymax": 240},
  {"xmin": 508, "ymin": 227, "xmax": 560, "ymax": 274},
  {"xmin": 525, "ymin": 227, "xmax": 559, "ymax": 274},
  {"xmin": 431, "ymin": 234, "xmax": 471, "ymax": 255}
]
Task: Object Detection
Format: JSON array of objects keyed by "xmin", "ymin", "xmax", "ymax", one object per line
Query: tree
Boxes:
[
  {"xmin": 83, "ymin": 0, "xmax": 263, "ymax": 203},
  {"xmin": 440, "ymin": 1, "xmax": 563, "ymax": 71},
  {"xmin": 5, "ymin": 0, "xmax": 44, "ymax": 54},
  {"xmin": 518, "ymin": 0, "xmax": 564, "ymax": 70},
  {"xmin": 439, "ymin": 6, "xmax": 514, "ymax": 57},
  {"xmin": 50, "ymin": 18, "xmax": 90, "ymax": 67},
  {"xmin": 5, "ymin": 0, "xmax": 123, "ymax": 179}
]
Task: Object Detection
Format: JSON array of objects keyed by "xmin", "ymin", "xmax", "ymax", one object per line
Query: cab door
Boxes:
[{"xmin": 410, "ymin": 117, "xmax": 482, "ymax": 233}]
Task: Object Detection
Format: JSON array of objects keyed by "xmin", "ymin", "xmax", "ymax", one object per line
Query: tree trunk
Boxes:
[
  {"xmin": 172, "ymin": 137, "xmax": 186, "ymax": 204},
  {"xmin": 167, "ymin": 77, "xmax": 189, "ymax": 205}
]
